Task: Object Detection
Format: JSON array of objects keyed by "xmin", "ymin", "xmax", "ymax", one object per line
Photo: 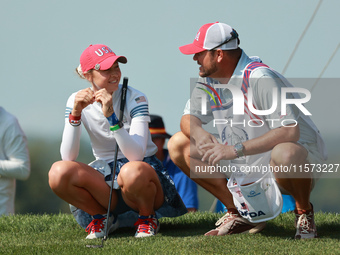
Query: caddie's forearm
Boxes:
[
  {"xmin": 243, "ymin": 124, "xmax": 300, "ymax": 156},
  {"xmin": 180, "ymin": 114, "xmax": 204, "ymax": 140}
]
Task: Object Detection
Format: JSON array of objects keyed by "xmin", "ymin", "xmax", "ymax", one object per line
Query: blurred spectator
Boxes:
[
  {"xmin": 281, "ymin": 195, "xmax": 296, "ymax": 213},
  {"xmin": 0, "ymin": 107, "xmax": 30, "ymax": 215},
  {"xmin": 150, "ymin": 114, "xmax": 198, "ymax": 212}
]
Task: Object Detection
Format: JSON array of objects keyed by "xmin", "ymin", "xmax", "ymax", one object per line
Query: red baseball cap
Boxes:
[
  {"xmin": 80, "ymin": 44, "xmax": 127, "ymax": 73},
  {"xmin": 179, "ymin": 22, "xmax": 239, "ymax": 55}
]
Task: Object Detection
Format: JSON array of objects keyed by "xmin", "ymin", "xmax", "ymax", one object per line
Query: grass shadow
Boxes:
[
  {"xmin": 106, "ymin": 212, "xmax": 220, "ymax": 238},
  {"xmin": 102, "ymin": 211, "xmax": 340, "ymax": 240},
  {"xmin": 316, "ymin": 222, "xmax": 340, "ymax": 240},
  {"xmin": 159, "ymin": 214, "xmax": 217, "ymax": 237},
  {"xmin": 252, "ymin": 212, "xmax": 340, "ymax": 240}
]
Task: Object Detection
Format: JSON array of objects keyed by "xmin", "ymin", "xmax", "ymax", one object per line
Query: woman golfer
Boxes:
[{"xmin": 48, "ymin": 44, "xmax": 186, "ymax": 239}]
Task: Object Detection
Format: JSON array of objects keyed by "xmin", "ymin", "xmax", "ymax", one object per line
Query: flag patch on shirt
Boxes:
[{"xmin": 135, "ymin": 96, "xmax": 146, "ymax": 104}]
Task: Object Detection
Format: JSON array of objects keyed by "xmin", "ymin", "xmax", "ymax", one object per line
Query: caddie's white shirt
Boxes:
[
  {"xmin": 0, "ymin": 107, "xmax": 30, "ymax": 215},
  {"xmin": 62, "ymin": 85, "xmax": 157, "ymax": 163},
  {"xmin": 185, "ymin": 50, "xmax": 326, "ymax": 167}
]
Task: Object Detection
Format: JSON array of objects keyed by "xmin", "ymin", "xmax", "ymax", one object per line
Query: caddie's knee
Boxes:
[
  {"xmin": 271, "ymin": 142, "xmax": 308, "ymax": 166},
  {"xmin": 168, "ymin": 132, "xmax": 189, "ymax": 163}
]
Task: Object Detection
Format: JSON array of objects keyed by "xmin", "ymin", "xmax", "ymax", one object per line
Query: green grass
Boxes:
[{"xmin": 0, "ymin": 212, "xmax": 339, "ymax": 254}]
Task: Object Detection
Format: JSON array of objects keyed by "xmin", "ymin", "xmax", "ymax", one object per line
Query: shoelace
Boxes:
[
  {"xmin": 85, "ymin": 218, "xmax": 105, "ymax": 234},
  {"xmin": 134, "ymin": 218, "xmax": 157, "ymax": 234},
  {"xmin": 297, "ymin": 212, "xmax": 313, "ymax": 234},
  {"xmin": 215, "ymin": 212, "xmax": 238, "ymax": 227}
]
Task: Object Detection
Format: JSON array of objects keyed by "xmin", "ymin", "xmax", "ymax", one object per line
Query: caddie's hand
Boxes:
[
  {"xmin": 72, "ymin": 88, "xmax": 95, "ymax": 116},
  {"xmin": 94, "ymin": 88, "xmax": 114, "ymax": 117},
  {"xmin": 193, "ymin": 129, "xmax": 219, "ymax": 156},
  {"xmin": 200, "ymin": 143, "xmax": 236, "ymax": 165}
]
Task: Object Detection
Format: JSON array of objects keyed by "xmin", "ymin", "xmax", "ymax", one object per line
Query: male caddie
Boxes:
[{"xmin": 168, "ymin": 22, "xmax": 327, "ymax": 239}]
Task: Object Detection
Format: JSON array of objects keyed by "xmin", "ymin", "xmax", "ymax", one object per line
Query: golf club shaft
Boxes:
[{"xmin": 103, "ymin": 77, "xmax": 128, "ymax": 241}]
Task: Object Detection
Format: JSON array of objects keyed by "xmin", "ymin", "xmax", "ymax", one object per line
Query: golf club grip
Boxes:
[{"xmin": 119, "ymin": 77, "xmax": 128, "ymax": 121}]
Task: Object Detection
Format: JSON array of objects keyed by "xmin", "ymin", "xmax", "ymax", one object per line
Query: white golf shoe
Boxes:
[{"xmin": 85, "ymin": 214, "xmax": 119, "ymax": 239}]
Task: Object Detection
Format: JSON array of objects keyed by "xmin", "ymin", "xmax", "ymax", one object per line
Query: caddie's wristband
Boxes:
[
  {"xmin": 110, "ymin": 121, "xmax": 123, "ymax": 131},
  {"xmin": 107, "ymin": 112, "xmax": 119, "ymax": 126}
]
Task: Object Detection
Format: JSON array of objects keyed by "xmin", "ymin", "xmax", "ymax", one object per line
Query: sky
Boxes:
[{"xmin": 1, "ymin": 0, "xmax": 339, "ymax": 159}]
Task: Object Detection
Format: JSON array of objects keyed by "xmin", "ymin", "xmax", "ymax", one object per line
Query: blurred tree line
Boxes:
[
  {"xmin": 15, "ymin": 136, "xmax": 340, "ymax": 215},
  {"xmin": 15, "ymin": 136, "xmax": 94, "ymax": 214}
]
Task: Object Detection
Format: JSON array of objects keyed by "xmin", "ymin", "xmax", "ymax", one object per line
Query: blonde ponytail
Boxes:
[{"xmin": 75, "ymin": 64, "xmax": 86, "ymax": 79}]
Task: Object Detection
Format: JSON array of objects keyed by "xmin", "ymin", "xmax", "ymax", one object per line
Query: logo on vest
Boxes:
[
  {"xmin": 239, "ymin": 210, "xmax": 266, "ymax": 218},
  {"xmin": 247, "ymin": 190, "xmax": 261, "ymax": 198},
  {"xmin": 241, "ymin": 202, "xmax": 249, "ymax": 210},
  {"xmin": 221, "ymin": 126, "xmax": 248, "ymax": 145}
]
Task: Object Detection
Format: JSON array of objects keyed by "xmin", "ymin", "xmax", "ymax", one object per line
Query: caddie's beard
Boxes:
[{"xmin": 200, "ymin": 60, "xmax": 218, "ymax": 78}]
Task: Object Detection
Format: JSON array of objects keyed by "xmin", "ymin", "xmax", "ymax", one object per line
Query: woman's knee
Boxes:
[
  {"xmin": 48, "ymin": 161, "xmax": 73, "ymax": 189},
  {"xmin": 118, "ymin": 162, "xmax": 157, "ymax": 188}
]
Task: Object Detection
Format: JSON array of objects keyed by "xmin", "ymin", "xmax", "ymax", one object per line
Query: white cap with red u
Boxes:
[{"xmin": 179, "ymin": 22, "xmax": 239, "ymax": 55}]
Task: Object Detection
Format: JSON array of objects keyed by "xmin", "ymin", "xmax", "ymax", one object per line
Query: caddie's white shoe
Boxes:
[
  {"xmin": 294, "ymin": 207, "xmax": 317, "ymax": 239},
  {"xmin": 205, "ymin": 211, "xmax": 266, "ymax": 236}
]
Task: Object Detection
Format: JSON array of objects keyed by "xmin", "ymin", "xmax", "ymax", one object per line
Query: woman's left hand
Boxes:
[
  {"xmin": 200, "ymin": 143, "xmax": 236, "ymax": 165},
  {"xmin": 95, "ymin": 89, "xmax": 114, "ymax": 117}
]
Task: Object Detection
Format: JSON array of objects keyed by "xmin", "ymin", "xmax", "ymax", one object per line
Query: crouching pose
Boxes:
[
  {"xmin": 48, "ymin": 44, "xmax": 186, "ymax": 239},
  {"xmin": 169, "ymin": 22, "xmax": 327, "ymax": 239}
]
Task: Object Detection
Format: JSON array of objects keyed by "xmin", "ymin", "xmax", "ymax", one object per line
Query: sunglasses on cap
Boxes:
[{"xmin": 210, "ymin": 29, "xmax": 239, "ymax": 51}]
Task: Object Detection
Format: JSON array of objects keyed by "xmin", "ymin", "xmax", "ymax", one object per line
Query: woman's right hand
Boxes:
[{"xmin": 72, "ymin": 88, "xmax": 95, "ymax": 116}]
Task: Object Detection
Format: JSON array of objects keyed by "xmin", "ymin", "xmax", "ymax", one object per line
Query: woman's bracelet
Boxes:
[
  {"xmin": 110, "ymin": 121, "xmax": 123, "ymax": 131},
  {"xmin": 69, "ymin": 113, "xmax": 81, "ymax": 127},
  {"xmin": 107, "ymin": 112, "xmax": 119, "ymax": 126}
]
